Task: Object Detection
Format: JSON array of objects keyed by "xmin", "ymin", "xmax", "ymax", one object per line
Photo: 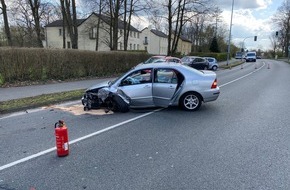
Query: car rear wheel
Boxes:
[{"xmin": 179, "ymin": 92, "xmax": 202, "ymax": 111}]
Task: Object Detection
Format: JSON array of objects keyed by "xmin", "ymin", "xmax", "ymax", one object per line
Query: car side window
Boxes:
[
  {"xmin": 194, "ymin": 58, "xmax": 203, "ymax": 63},
  {"xmin": 154, "ymin": 69, "xmax": 178, "ymax": 84},
  {"xmin": 121, "ymin": 69, "xmax": 152, "ymax": 86}
]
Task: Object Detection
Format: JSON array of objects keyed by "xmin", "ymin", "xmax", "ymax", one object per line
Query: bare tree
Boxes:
[
  {"xmin": 28, "ymin": 0, "xmax": 43, "ymax": 47},
  {"xmin": 60, "ymin": 0, "xmax": 78, "ymax": 49},
  {"xmin": 60, "ymin": 0, "xmax": 66, "ymax": 48},
  {"xmin": 0, "ymin": 0, "xmax": 12, "ymax": 46},
  {"xmin": 148, "ymin": 0, "xmax": 213, "ymax": 55},
  {"xmin": 95, "ymin": 1, "xmax": 104, "ymax": 51},
  {"xmin": 123, "ymin": 0, "xmax": 133, "ymax": 51},
  {"xmin": 273, "ymin": 0, "xmax": 290, "ymax": 57}
]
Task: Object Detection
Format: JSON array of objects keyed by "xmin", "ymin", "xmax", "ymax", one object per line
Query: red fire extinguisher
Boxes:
[{"xmin": 55, "ymin": 120, "xmax": 69, "ymax": 157}]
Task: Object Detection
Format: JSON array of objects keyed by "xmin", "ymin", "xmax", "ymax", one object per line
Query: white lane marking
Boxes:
[
  {"xmin": 219, "ymin": 62, "xmax": 265, "ymax": 88},
  {"xmin": 0, "ymin": 108, "xmax": 163, "ymax": 171}
]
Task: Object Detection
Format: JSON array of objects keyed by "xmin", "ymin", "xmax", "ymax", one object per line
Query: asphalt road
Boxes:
[{"xmin": 1, "ymin": 59, "xmax": 290, "ymax": 189}]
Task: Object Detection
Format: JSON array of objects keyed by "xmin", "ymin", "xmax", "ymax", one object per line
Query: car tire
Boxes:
[
  {"xmin": 179, "ymin": 92, "xmax": 202, "ymax": 111},
  {"xmin": 212, "ymin": 65, "xmax": 218, "ymax": 71},
  {"xmin": 112, "ymin": 95, "xmax": 129, "ymax": 113}
]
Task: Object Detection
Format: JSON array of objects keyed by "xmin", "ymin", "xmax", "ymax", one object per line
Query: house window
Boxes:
[
  {"xmin": 59, "ymin": 29, "xmax": 62, "ymax": 36},
  {"xmin": 137, "ymin": 44, "xmax": 139, "ymax": 50},
  {"xmin": 130, "ymin": 43, "xmax": 132, "ymax": 50},
  {"xmin": 144, "ymin": 37, "xmax": 148, "ymax": 45},
  {"xmin": 134, "ymin": 32, "xmax": 136, "ymax": 38},
  {"xmin": 90, "ymin": 28, "xmax": 96, "ymax": 39},
  {"xmin": 67, "ymin": 42, "xmax": 71, "ymax": 49},
  {"xmin": 137, "ymin": 33, "xmax": 139, "ymax": 38},
  {"xmin": 133, "ymin": 44, "xmax": 136, "ymax": 50},
  {"xmin": 120, "ymin": 42, "xmax": 123, "ymax": 50}
]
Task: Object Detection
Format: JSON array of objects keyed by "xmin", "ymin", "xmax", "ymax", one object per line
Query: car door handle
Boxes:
[{"xmin": 169, "ymin": 86, "xmax": 175, "ymax": 89}]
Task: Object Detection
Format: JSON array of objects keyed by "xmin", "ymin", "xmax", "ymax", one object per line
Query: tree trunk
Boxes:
[
  {"xmin": 123, "ymin": 0, "xmax": 134, "ymax": 51},
  {"xmin": 72, "ymin": 0, "xmax": 78, "ymax": 49},
  {"xmin": 167, "ymin": 0, "xmax": 172, "ymax": 56},
  {"xmin": 28, "ymin": 0, "xmax": 43, "ymax": 47},
  {"xmin": 95, "ymin": 1, "xmax": 103, "ymax": 51},
  {"xmin": 0, "ymin": 0, "xmax": 12, "ymax": 46},
  {"xmin": 60, "ymin": 0, "xmax": 66, "ymax": 48},
  {"xmin": 112, "ymin": 0, "xmax": 120, "ymax": 50}
]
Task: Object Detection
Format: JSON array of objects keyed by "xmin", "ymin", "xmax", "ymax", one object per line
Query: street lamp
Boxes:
[{"xmin": 226, "ymin": 0, "xmax": 235, "ymax": 66}]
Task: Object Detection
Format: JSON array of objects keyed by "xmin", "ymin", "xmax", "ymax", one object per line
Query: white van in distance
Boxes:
[{"xmin": 245, "ymin": 52, "xmax": 256, "ymax": 62}]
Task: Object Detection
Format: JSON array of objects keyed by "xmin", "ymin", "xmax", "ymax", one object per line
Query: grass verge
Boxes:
[
  {"xmin": 219, "ymin": 60, "xmax": 244, "ymax": 69},
  {"xmin": 0, "ymin": 89, "xmax": 85, "ymax": 114}
]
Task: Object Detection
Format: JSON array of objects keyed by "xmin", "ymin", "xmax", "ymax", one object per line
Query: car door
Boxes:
[
  {"xmin": 118, "ymin": 69, "xmax": 154, "ymax": 107},
  {"xmin": 152, "ymin": 68, "xmax": 178, "ymax": 107},
  {"xmin": 194, "ymin": 58, "xmax": 205, "ymax": 69}
]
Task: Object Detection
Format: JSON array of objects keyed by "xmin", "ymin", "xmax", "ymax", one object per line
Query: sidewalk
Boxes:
[{"xmin": 0, "ymin": 78, "xmax": 114, "ymax": 102}]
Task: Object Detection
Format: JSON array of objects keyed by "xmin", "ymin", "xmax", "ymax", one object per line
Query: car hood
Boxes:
[{"xmin": 86, "ymin": 80, "xmax": 111, "ymax": 91}]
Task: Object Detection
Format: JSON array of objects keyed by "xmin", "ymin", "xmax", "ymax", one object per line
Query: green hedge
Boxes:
[{"xmin": 0, "ymin": 48, "xmax": 151, "ymax": 86}]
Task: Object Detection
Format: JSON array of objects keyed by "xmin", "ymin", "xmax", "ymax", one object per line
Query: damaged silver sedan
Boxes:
[{"xmin": 82, "ymin": 62, "xmax": 220, "ymax": 113}]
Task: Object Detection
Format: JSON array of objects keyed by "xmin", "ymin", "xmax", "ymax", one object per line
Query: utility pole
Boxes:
[{"xmin": 226, "ymin": 0, "xmax": 234, "ymax": 66}]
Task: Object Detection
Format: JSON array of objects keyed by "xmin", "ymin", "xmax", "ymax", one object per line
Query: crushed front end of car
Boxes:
[{"xmin": 82, "ymin": 87, "xmax": 130, "ymax": 113}]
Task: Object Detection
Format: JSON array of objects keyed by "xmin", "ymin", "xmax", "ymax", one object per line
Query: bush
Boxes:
[{"xmin": 0, "ymin": 48, "xmax": 151, "ymax": 86}]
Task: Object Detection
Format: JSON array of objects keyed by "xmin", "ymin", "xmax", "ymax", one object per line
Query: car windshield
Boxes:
[
  {"xmin": 247, "ymin": 53, "xmax": 255, "ymax": 56},
  {"xmin": 181, "ymin": 57, "xmax": 189, "ymax": 62},
  {"xmin": 145, "ymin": 57, "xmax": 164, "ymax": 64}
]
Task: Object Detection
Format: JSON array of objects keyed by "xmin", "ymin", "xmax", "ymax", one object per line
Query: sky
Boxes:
[
  {"xmin": 219, "ymin": 0, "xmax": 284, "ymax": 51},
  {"xmin": 130, "ymin": 0, "xmax": 284, "ymax": 51}
]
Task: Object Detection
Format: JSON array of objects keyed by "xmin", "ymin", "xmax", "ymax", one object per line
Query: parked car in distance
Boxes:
[
  {"xmin": 235, "ymin": 52, "xmax": 244, "ymax": 59},
  {"xmin": 181, "ymin": 56, "xmax": 209, "ymax": 70},
  {"xmin": 245, "ymin": 52, "xmax": 257, "ymax": 62},
  {"xmin": 144, "ymin": 55, "xmax": 181, "ymax": 64},
  {"xmin": 204, "ymin": 57, "xmax": 219, "ymax": 71},
  {"xmin": 82, "ymin": 62, "xmax": 220, "ymax": 112}
]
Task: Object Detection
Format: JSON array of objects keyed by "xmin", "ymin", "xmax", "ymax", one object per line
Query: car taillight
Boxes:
[{"xmin": 211, "ymin": 78, "xmax": 217, "ymax": 89}]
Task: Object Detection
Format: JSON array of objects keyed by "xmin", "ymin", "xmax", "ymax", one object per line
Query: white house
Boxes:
[
  {"xmin": 45, "ymin": 13, "xmax": 191, "ymax": 55},
  {"xmin": 45, "ymin": 13, "xmax": 141, "ymax": 51},
  {"xmin": 140, "ymin": 26, "xmax": 168, "ymax": 55}
]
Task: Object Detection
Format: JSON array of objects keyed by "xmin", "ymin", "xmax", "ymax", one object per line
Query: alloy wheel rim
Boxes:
[{"xmin": 184, "ymin": 95, "xmax": 199, "ymax": 109}]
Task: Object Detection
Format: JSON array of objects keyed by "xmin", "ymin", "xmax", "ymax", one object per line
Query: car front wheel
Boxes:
[
  {"xmin": 179, "ymin": 92, "xmax": 202, "ymax": 111},
  {"xmin": 111, "ymin": 95, "xmax": 130, "ymax": 113},
  {"xmin": 212, "ymin": 65, "xmax": 218, "ymax": 71}
]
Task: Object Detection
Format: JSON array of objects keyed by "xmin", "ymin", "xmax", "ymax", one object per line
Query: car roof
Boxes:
[
  {"xmin": 183, "ymin": 56, "xmax": 200, "ymax": 58},
  {"xmin": 134, "ymin": 62, "xmax": 203, "ymax": 75}
]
